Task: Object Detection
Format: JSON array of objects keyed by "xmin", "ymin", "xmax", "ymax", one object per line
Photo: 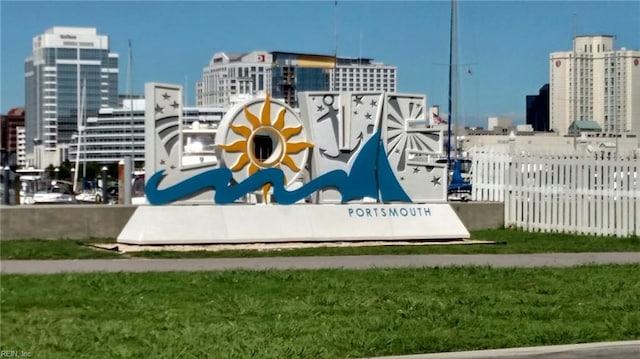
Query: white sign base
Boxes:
[{"xmin": 117, "ymin": 204, "xmax": 470, "ymax": 245}]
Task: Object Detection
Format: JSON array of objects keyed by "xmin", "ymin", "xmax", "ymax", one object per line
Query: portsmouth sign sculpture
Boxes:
[{"xmin": 117, "ymin": 83, "xmax": 469, "ymax": 244}]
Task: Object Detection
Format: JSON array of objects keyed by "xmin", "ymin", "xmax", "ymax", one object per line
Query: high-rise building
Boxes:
[
  {"xmin": 1, "ymin": 107, "xmax": 25, "ymax": 167},
  {"xmin": 526, "ymin": 84, "xmax": 550, "ymax": 132},
  {"xmin": 195, "ymin": 81, "xmax": 204, "ymax": 107},
  {"xmin": 549, "ymin": 35, "xmax": 640, "ymax": 136},
  {"xmin": 16, "ymin": 127, "xmax": 26, "ymax": 168},
  {"xmin": 24, "ymin": 27, "xmax": 119, "ymax": 167},
  {"xmin": 271, "ymin": 52, "xmax": 330, "ymax": 106},
  {"xmin": 197, "ymin": 51, "xmax": 273, "ymax": 108},
  {"xmin": 69, "ymin": 99, "xmax": 226, "ymax": 164},
  {"xmin": 272, "ymin": 52, "xmax": 397, "ymax": 107},
  {"xmin": 333, "ymin": 56, "xmax": 397, "ymax": 93},
  {"xmin": 197, "ymin": 50, "xmax": 397, "ymax": 108}
]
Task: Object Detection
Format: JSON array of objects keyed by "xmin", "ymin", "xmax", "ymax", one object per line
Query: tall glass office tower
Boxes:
[{"xmin": 24, "ymin": 27, "xmax": 118, "ymax": 166}]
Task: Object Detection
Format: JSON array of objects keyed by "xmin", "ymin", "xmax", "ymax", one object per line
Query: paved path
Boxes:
[
  {"xmin": 1, "ymin": 252, "xmax": 639, "ymax": 274},
  {"xmin": 365, "ymin": 340, "xmax": 640, "ymax": 359}
]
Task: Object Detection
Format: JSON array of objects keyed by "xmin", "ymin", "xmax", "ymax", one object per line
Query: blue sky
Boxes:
[{"xmin": 1, "ymin": 1, "xmax": 639, "ymax": 127}]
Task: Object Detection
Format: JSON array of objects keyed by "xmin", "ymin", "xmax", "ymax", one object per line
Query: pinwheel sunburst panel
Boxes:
[
  {"xmin": 381, "ymin": 93, "xmax": 447, "ymax": 203},
  {"xmin": 383, "ymin": 94, "xmax": 443, "ymax": 170},
  {"xmin": 215, "ymin": 93, "xmax": 312, "ymax": 187}
]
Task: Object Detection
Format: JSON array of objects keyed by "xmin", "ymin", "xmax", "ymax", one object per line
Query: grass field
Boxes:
[
  {"xmin": 2, "ymin": 265, "xmax": 639, "ymax": 359},
  {"xmin": 1, "ymin": 229, "xmax": 639, "ymax": 260}
]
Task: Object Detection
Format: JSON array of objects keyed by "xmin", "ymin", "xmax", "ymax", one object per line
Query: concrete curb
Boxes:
[{"xmin": 362, "ymin": 340, "xmax": 640, "ymax": 358}]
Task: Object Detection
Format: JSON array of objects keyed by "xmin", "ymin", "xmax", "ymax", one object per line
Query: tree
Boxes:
[
  {"xmin": 85, "ymin": 162, "xmax": 101, "ymax": 180},
  {"xmin": 58, "ymin": 159, "xmax": 72, "ymax": 180},
  {"xmin": 45, "ymin": 164, "xmax": 55, "ymax": 180}
]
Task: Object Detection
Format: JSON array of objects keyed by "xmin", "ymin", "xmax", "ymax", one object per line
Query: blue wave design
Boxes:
[{"xmin": 146, "ymin": 131, "xmax": 411, "ymax": 205}]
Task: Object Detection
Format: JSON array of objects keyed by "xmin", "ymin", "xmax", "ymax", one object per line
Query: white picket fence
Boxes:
[
  {"xmin": 470, "ymin": 149, "xmax": 639, "ymax": 237},
  {"xmin": 471, "ymin": 149, "xmax": 511, "ymax": 203}
]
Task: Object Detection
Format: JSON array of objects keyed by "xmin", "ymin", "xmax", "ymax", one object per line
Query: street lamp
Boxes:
[
  {"xmin": 101, "ymin": 166, "xmax": 108, "ymax": 204},
  {"xmin": 54, "ymin": 167, "xmax": 60, "ymax": 180}
]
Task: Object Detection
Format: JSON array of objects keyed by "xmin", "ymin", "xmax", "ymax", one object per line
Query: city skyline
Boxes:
[{"xmin": 1, "ymin": 1, "xmax": 639, "ymax": 127}]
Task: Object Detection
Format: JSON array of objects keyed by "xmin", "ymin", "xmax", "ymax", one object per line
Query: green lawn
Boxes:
[
  {"xmin": 0, "ymin": 238, "xmax": 121, "ymax": 259},
  {"xmin": 2, "ymin": 265, "xmax": 639, "ymax": 359},
  {"xmin": 1, "ymin": 229, "xmax": 638, "ymax": 260}
]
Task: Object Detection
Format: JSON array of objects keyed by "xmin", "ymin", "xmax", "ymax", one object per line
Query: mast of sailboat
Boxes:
[
  {"xmin": 446, "ymin": 0, "xmax": 458, "ymax": 166},
  {"xmin": 333, "ymin": 0, "xmax": 338, "ymax": 91},
  {"xmin": 73, "ymin": 77, "xmax": 86, "ymax": 193},
  {"xmin": 73, "ymin": 43, "xmax": 80, "ymax": 192},
  {"xmin": 82, "ymin": 80, "xmax": 86, "ymax": 179},
  {"xmin": 124, "ymin": 39, "xmax": 134, "ymax": 205},
  {"xmin": 128, "ymin": 40, "xmax": 134, "ymax": 167}
]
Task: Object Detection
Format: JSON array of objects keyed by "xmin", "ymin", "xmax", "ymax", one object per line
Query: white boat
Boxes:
[
  {"xmin": 181, "ymin": 121, "xmax": 218, "ymax": 168},
  {"xmin": 16, "ymin": 169, "xmax": 46, "ymax": 204},
  {"xmin": 32, "ymin": 180, "xmax": 77, "ymax": 204},
  {"xmin": 75, "ymin": 189, "xmax": 98, "ymax": 203}
]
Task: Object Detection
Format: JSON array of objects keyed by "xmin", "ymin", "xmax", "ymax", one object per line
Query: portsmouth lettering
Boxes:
[{"xmin": 347, "ymin": 207, "xmax": 432, "ymax": 217}]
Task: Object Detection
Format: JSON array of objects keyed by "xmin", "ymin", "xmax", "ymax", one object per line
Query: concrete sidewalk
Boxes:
[
  {"xmin": 364, "ymin": 340, "xmax": 640, "ymax": 359},
  {"xmin": 1, "ymin": 252, "xmax": 639, "ymax": 274}
]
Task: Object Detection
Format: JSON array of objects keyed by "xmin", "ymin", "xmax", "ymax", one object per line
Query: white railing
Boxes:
[{"xmin": 470, "ymin": 149, "xmax": 639, "ymax": 237}]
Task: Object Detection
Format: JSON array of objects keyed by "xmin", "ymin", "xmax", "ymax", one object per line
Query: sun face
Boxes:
[{"xmin": 218, "ymin": 93, "xmax": 313, "ymax": 200}]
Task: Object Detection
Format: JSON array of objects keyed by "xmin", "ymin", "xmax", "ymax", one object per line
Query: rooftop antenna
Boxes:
[{"xmin": 359, "ymin": 31, "xmax": 363, "ymax": 66}]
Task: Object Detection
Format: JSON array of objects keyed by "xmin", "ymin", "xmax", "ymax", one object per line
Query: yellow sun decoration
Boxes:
[{"xmin": 219, "ymin": 93, "xmax": 313, "ymax": 201}]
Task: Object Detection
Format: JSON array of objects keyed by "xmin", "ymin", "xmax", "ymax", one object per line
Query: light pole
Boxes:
[
  {"xmin": 54, "ymin": 167, "xmax": 60, "ymax": 180},
  {"xmin": 101, "ymin": 166, "xmax": 108, "ymax": 204}
]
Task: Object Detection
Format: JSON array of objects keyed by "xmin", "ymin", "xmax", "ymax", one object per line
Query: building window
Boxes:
[{"xmin": 252, "ymin": 135, "xmax": 273, "ymax": 162}]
